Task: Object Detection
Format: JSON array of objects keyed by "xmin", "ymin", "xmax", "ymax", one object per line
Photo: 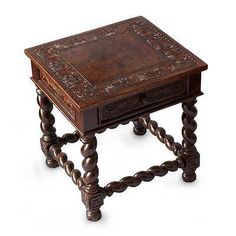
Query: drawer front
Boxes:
[
  {"xmin": 38, "ymin": 71, "xmax": 76, "ymax": 121},
  {"xmin": 100, "ymin": 79, "xmax": 187, "ymax": 123}
]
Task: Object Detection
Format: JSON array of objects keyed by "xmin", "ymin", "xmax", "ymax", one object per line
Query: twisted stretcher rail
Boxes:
[
  {"xmin": 103, "ymin": 115, "xmax": 185, "ymax": 197},
  {"xmin": 57, "ymin": 131, "xmax": 80, "ymax": 146},
  {"xmin": 103, "ymin": 159, "xmax": 183, "ymax": 197},
  {"xmin": 49, "ymin": 142, "xmax": 84, "ymax": 189},
  {"xmin": 140, "ymin": 115, "xmax": 183, "ymax": 156},
  {"xmin": 48, "ymin": 114, "xmax": 186, "ymax": 198}
]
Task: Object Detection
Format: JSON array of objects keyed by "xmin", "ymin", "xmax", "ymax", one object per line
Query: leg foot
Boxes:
[
  {"xmin": 133, "ymin": 119, "xmax": 147, "ymax": 135},
  {"xmin": 46, "ymin": 158, "xmax": 59, "ymax": 168},
  {"xmin": 86, "ymin": 209, "xmax": 102, "ymax": 222},
  {"xmin": 182, "ymin": 171, "xmax": 196, "ymax": 182}
]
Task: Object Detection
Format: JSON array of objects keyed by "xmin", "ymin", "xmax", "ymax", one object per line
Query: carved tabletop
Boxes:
[{"xmin": 25, "ymin": 16, "xmax": 207, "ymax": 133}]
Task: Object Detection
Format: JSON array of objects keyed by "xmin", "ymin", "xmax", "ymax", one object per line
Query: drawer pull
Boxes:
[{"xmin": 139, "ymin": 93, "xmax": 149, "ymax": 104}]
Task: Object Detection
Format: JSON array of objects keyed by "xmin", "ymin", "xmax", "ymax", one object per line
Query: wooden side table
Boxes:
[{"xmin": 25, "ymin": 16, "xmax": 207, "ymax": 221}]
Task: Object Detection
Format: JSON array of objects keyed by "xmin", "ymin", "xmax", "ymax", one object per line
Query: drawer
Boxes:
[
  {"xmin": 100, "ymin": 79, "xmax": 187, "ymax": 124},
  {"xmin": 37, "ymin": 71, "xmax": 76, "ymax": 121}
]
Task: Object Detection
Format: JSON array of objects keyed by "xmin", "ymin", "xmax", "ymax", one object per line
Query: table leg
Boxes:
[
  {"xmin": 36, "ymin": 88, "xmax": 59, "ymax": 168},
  {"xmin": 181, "ymin": 98, "xmax": 200, "ymax": 182},
  {"xmin": 80, "ymin": 134, "xmax": 104, "ymax": 221},
  {"xmin": 133, "ymin": 118, "xmax": 147, "ymax": 135}
]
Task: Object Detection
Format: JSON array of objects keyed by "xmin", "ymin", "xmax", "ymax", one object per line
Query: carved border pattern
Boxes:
[
  {"xmin": 81, "ymin": 191, "xmax": 104, "ymax": 211},
  {"xmin": 40, "ymin": 71, "xmax": 75, "ymax": 114},
  {"xmin": 28, "ymin": 17, "xmax": 199, "ymax": 104},
  {"xmin": 101, "ymin": 79, "xmax": 186, "ymax": 121}
]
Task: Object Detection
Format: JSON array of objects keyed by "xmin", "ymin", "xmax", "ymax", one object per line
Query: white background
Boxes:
[{"xmin": 0, "ymin": 0, "xmax": 235, "ymax": 235}]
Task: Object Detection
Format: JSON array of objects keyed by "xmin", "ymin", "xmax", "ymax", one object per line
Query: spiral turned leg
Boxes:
[
  {"xmin": 181, "ymin": 98, "xmax": 199, "ymax": 182},
  {"xmin": 80, "ymin": 134, "xmax": 104, "ymax": 221},
  {"xmin": 133, "ymin": 117, "xmax": 147, "ymax": 135},
  {"xmin": 36, "ymin": 88, "xmax": 59, "ymax": 168}
]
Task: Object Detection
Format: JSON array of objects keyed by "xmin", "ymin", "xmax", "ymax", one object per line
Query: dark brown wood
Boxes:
[
  {"xmin": 180, "ymin": 98, "xmax": 199, "ymax": 182},
  {"xmin": 57, "ymin": 131, "xmax": 80, "ymax": 146},
  {"xmin": 104, "ymin": 159, "xmax": 181, "ymax": 197},
  {"xmin": 133, "ymin": 119, "xmax": 147, "ymax": 135},
  {"xmin": 25, "ymin": 16, "xmax": 207, "ymax": 222},
  {"xmin": 80, "ymin": 134, "xmax": 104, "ymax": 221},
  {"xmin": 36, "ymin": 88, "xmax": 59, "ymax": 168},
  {"xmin": 49, "ymin": 144, "xmax": 83, "ymax": 187},
  {"xmin": 25, "ymin": 16, "xmax": 207, "ymax": 134},
  {"xmin": 140, "ymin": 115, "xmax": 183, "ymax": 156}
]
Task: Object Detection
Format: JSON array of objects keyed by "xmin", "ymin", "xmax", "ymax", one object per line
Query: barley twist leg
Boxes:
[
  {"xmin": 36, "ymin": 88, "xmax": 59, "ymax": 168},
  {"xmin": 181, "ymin": 98, "xmax": 199, "ymax": 182},
  {"xmin": 80, "ymin": 134, "xmax": 104, "ymax": 221}
]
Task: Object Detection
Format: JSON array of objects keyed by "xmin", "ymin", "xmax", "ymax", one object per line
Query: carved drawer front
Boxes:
[
  {"xmin": 38, "ymin": 71, "xmax": 76, "ymax": 120},
  {"xmin": 100, "ymin": 79, "xmax": 187, "ymax": 123}
]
